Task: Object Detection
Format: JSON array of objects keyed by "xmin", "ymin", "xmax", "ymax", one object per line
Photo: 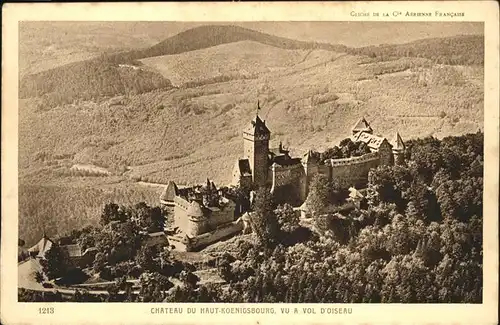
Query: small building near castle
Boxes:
[
  {"xmin": 231, "ymin": 104, "xmax": 405, "ymax": 203},
  {"xmin": 28, "ymin": 235, "xmax": 97, "ymax": 269},
  {"xmin": 160, "ymin": 179, "xmax": 243, "ymax": 251}
]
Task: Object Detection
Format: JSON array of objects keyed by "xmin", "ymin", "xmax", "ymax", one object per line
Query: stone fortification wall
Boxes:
[
  {"xmin": 168, "ymin": 221, "xmax": 243, "ymax": 252},
  {"xmin": 173, "ymin": 196, "xmax": 236, "ymax": 237},
  {"xmin": 325, "ymin": 152, "xmax": 379, "ymax": 167},
  {"xmin": 271, "ymin": 164, "xmax": 305, "ymax": 203},
  {"xmin": 173, "ymin": 197, "xmax": 191, "ymax": 235},
  {"xmin": 271, "ymin": 164, "xmax": 304, "ymax": 188},
  {"xmin": 327, "ymin": 152, "xmax": 380, "ymax": 188},
  {"xmin": 207, "ymin": 203, "xmax": 235, "ymax": 230},
  {"xmin": 190, "ymin": 222, "xmax": 243, "ymax": 250}
]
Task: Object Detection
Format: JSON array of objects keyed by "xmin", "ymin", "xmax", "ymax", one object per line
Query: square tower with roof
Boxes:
[{"xmin": 242, "ymin": 102, "xmax": 271, "ymax": 187}]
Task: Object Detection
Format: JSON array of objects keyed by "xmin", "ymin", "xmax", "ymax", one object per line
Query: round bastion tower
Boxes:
[{"xmin": 186, "ymin": 201, "xmax": 207, "ymax": 237}]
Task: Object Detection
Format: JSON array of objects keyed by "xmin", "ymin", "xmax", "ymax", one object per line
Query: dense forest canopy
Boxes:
[
  {"xmin": 19, "ymin": 131, "xmax": 483, "ymax": 303},
  {"xmin": 347, "ymin": 35, "xmax": 484, "ymax": 66}
]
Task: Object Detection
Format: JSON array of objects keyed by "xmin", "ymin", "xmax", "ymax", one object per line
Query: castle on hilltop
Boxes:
[
  {"xmin": 232, "ymin": 106, "xmax": 406, "ymax": 203},
  {"xmin": 161, "ymin": 104, "xmax": 405, "ymax": 251}
]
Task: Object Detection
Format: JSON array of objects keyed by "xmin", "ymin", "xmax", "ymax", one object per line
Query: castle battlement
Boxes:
[{"xmin": 326, "ymin": 152, "xmax": 380, "ymax": 167}]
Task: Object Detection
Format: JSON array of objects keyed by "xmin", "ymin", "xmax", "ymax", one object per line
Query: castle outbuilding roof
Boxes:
[
  {"xmin": 202, "ymin": 178, "xmax": 217, "ymax": 192},
  {"xmin": 243, "ymin": 114, "xmax": 270, "ymax": 137},
  {"xmin": 270, "ymin": 155, "xmax": 302, "ymax": 167},
  {"xmin": 352, "ymin": 117, "xmax": 373, "ymax": 134},
  {"xmin": 186, "ymin": 201, "xmax": 204, "ymax": 217},
  {"xmin": 235, "ymin": 158, "xmax": 252, "ymax": 177},
  {"xmin": 351, "ymin": 131, "xmax": 389, "ymax": 150},
  {"xmin": 391, "ymin": 132, "xmax": 405, "ymax": 151},
  {"xmin": 28, "ymin": 236, "xmax": 53, "ymax": 258}
]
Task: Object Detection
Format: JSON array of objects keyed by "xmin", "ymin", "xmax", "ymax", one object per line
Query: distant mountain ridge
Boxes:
[
  {"xmin": 119, "ymin": 25, "xmax": 349, "ymax": 61},
  {"xmin": 19, "ymin": 25, "xmax": 484, "ymax": 107},
  {"xmin": 347, "ymin": 34, "xmax": 483, "ymax": 65},
  {"xmin": 19, "ymin": 25, "xmax": 348, "ymax": 106}
]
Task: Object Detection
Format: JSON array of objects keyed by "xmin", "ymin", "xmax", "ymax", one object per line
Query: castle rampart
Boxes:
[
  {"xmin": 325, "ymin": 152, "xmax": 379, "ymax": 167},
  {"xmin": 270, "ymin": 164, "xmax": 304, "ymax": 189},
  {"xmin": 327, "ymin": 152, "xmax": 380, "ymax": 188}
]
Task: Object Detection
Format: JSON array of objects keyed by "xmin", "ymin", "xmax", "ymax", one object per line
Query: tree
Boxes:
[
  {"xmin": 435, "ymin": 177, "xmax": 482, "ymax": 222},
  {"xmin": 132, "ymin": 202, "xmax": 165, "ymax": 232},
  {"xmin": 93, "ymin": 252, "xmax": 106, "ymax": 273},
  {"xmin": 100, "ymin": 203, "xmax": 127, "ymax": 225},
  {"xmin": 136, "ymin": 245, "xmax": 159, "ymax": 272},
  {"xmin": 217, "ymin": 253, "xmax": 236, "ymax": 283},
  {"xmin": 40, "ymin": 244, "xmax": 69, "ymax": 280},
  {"xmin": 95, "ymin": 220, "xmax": 142, "ymax": 265},
  {"xmin": 139, "ymin": 272, "xmax": 174, "ymax": 302},
  {"xmin": 180, "ymin": 270, "xmax": 200, "ymax": 289},
  {"xmin": 275, "ymin": 203, "xmax": 300, "ymax": 234},
  {"xmin": 34, "ymin": 271, "xmax": 44, "ymax": 283},
  {"xmin": 106, "ymin": 283, "xmax": 121, "ymax": 302},
  {"xmin": 251, "ymin": 187, "xmax": 279, "ymax": 247}
]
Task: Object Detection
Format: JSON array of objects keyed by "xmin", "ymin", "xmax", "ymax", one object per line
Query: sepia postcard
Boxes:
[{"xmin": 1, "ymin": 1, "xmax": 499, "ymax": 325}]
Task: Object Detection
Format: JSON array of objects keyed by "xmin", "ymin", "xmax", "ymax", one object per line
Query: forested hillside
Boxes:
[
  {"xmin": 19, "ymin": 58, "xmax": 173, "ymax": 109},
  {"xmin": 348, "ymin": 35, "xmax": 483, "ymax": 65},
  {"xmin": 18, "ymin": 26, "xmax": 483, "ymax": 108},
  {"xmin": 18, "ymin": 25, "xmax": 346, "ymax": 107}
]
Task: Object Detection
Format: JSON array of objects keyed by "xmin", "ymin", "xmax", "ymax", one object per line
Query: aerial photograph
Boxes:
[{"xmin": 17, "ymin": 21, "xmax": 484, "ymax": 303}]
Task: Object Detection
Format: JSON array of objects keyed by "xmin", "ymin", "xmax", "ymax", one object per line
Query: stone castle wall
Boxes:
[
  {"xmin": 173, "ymin": 197, "xmax": 208, "ymax": 237},
  {"xmin": 326, "ymin": 152, "xmax": 380, "ymax": 188},
  {"xmin": 188, "ymin": 221, "xmax": 243, "ymax": 250},
  {"xmin": 168, "ymin": 221, "xmax": 243, "ymax": 252},
  {"xmin": 206, "ymin": 204, "xmax": 235, "ymax": 230},
  {"xmin": 172, "ymin": 196, "xmax": 236, "ymax": 237},
  {"xmin": 270, "ymin": 152, "xmax": 383, "ymax": 202},
  {"xmin": 270, "ymin": 164, "xmax": 306, "ymax": 203},
  {"xmin": 271, "ymin": 164, "xmax": 304, "ymax": 188},
  {"xmin": 173, "ymin": 197, "xmax": 191, "ymax": 235}
]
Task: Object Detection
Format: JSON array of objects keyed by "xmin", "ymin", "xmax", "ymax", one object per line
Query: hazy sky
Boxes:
[
  {"xmin": 239, "ymin": 22, "xmax": 483, "ymax": 47},
  {"xmin": 126, "ymin": 21, "xmax": 483, "ymax": 47},
  {"xmin": 21, "ymin": 21, "xmax": 483, "ymax": 48}
]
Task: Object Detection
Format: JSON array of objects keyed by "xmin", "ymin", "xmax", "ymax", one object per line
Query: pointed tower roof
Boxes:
[
  {"xmin": 391, "ymin": 132, "xmax": 405, "ymax": 151},
  {"xmin": 352, "ymin": 117, "xmax": 373, "ymax": 134},
  {"xmin": 187, "ymin": 201, "xmax": 204, "ymax": 217},
  {"xmin": 243, "ymin": 114, "xmax": 271, "ymax": 137},
  {"xmin": 160, "ymin": 181, "xmax": 179, "ymax": 202}
]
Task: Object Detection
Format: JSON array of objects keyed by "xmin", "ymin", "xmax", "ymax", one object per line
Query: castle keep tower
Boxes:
[{"xmin": 243, "ymin": 104, "xmax": 270, "ymax": 187}]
